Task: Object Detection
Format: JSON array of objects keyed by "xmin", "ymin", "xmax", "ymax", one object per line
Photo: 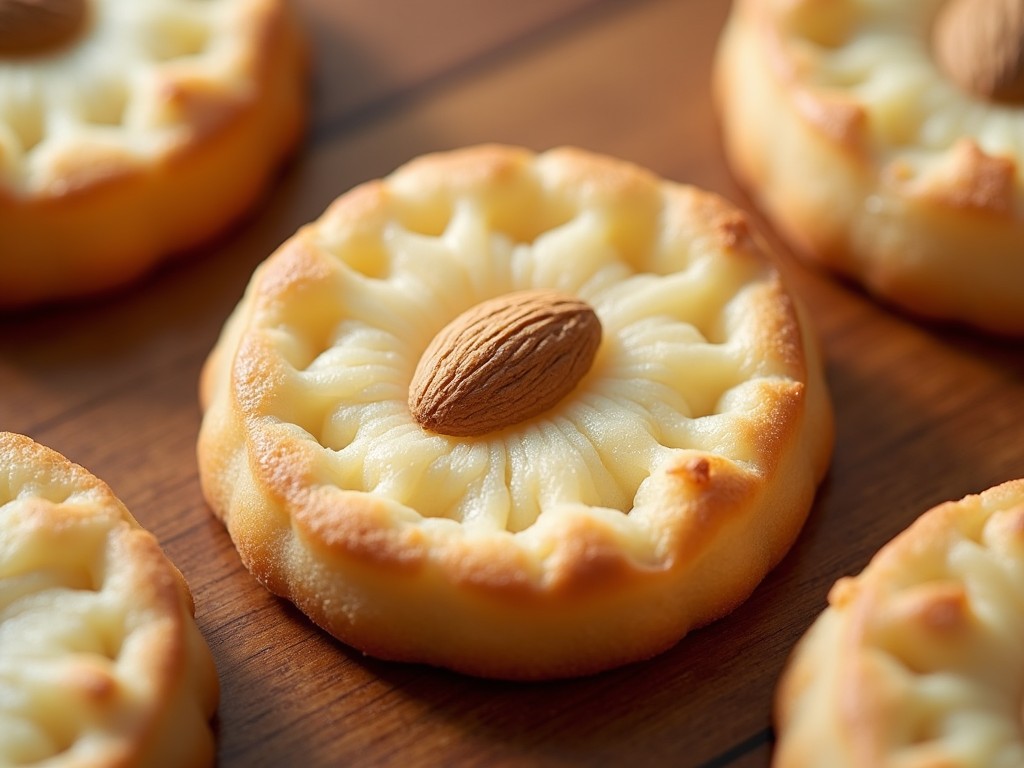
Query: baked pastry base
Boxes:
[
  {"xmin": 198, "ymin": 144, "xmax": 833, "ymax": 680},
  {"xmin": 0, "ymin": 0, "xmax": 307, "ymax": 308},
  {"xmin": 0, "ymin": 432, "xmax": 218, "ymax": 766},
  {"xmin": 775, "ymin": 479, "xmax": 1024, "ymax": 767},
  {"xmin": 714, "ymin": 0, "xmax": 1024, "ymax": 335}
]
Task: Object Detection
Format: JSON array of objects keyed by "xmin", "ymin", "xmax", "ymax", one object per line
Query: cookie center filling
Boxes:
[
  {"xmin": 0, "ymin": 0, "xmax": 88, "ymax": 57},
  {"xmin": 408, "ymin": 290, "xmax": 602, "ymax": 438},
  {"xmin": 932, "ymin": 0, "xmax": 1024, "ymax": 104}
]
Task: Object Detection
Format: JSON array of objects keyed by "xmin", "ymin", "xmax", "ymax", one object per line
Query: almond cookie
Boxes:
[
  {"xmin": 0, "ymin": 432, "xmax": 218, "ymax": 766},
  {"xmin": 714, "ymin": 0, "xmax": 1024, "ymax": 335},
  {"xmin": 0, "ymin": 0, "xmax": 306, "ymax": 308},
  {"xmin": 774, "ymin": 480, "xmax": 1024, "ymax": 767},
  {"xmin": 198, "ymin": 144, "xmax": 834, "ymax": 680}
]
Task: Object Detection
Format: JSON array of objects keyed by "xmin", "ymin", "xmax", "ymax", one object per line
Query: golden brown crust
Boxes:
[
  {"xmin": 774, "ymin": 480, "xmax": 1024, "ymax": 767},
  {"xmin": 715, "ymin": 0, "xmax": 1024, "ymax": 335},
  {"xmin": 0, "ymin": 0, "xmax": 307, "ymax": 308},
  {"xmin": 198, "ymin": 144, "xmax": 833, "ymax": 680},
  {"xmin": 0, "ymin": 432, "xmax": 218, "ymax": 767}
]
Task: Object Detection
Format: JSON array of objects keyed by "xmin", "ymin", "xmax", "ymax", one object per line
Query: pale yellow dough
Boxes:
[
  {"xmin": 0, "ymin": 0, "xmax": 306, "ymax": 308},
  {"xmin": 775, "ymin": 480, "xmax": 1024, "ymax": 768},
  {"xmin": 0, "ymin": 432, "xmax": 218, "ymax": 767},
  {"xmin": 715, "ymin": 0, "xmax": 1024, "ymax": 335},
  {"xmin": 198, "ymin": 144, "xmax": 834, "ymax": 680}
]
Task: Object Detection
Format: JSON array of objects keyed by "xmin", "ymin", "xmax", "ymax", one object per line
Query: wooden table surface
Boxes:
[{"xmin": 3, "ymin": 1, "xmax": 1023, "ymax": 766}]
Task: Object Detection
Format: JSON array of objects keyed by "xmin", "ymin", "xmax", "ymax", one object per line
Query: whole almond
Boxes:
[
  {"xmin": 409, "ymin": 290, "xmax": 602, "ymax": 437},
  {"xmin": 0, "ymin": 0, "xmax": 87, "ymax": 56},
  {"xmin": 933, "ymin": 0, "xmax": 1024, "ymax": 104}
]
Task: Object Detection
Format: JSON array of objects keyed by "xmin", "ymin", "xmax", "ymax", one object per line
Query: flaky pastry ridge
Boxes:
[
  {"xmin": 198, "ymin": 145, "xmax": 833, "ymax": 679},
  {"xmin": 0, "ymin": 432, "xmax": 218, "ymax": 767},
  {"xmin": 775, "ymin": 479, "xmax": 1024, "ymax": 768},
  {"xmin": 715, "ymin": 0, "xmax": 1024, "ymax": 334}
]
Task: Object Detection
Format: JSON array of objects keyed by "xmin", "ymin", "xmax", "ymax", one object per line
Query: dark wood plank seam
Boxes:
[
  {"xmin": 696, "ymin": 726, "xmax": 773, "ymax": 767},
  {"xmin": 308, "ymin": 0, "xmax": 658, "ymax": 147},
  {"xmin": 15, "ymin": 346, "xmax": 202, "ymax": 438}
]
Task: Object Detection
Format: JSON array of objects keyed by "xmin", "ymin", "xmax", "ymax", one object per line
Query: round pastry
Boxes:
[
  {"xmin": 0, "ymin": 432, "xmax": 218, "ymax": 766},
  {"xmin": 197, "ymin": 144, "xmax": 834, "ymax": 680},
  {"xmin": 0, "ymin": 0, "xmax": 306, "ymax": 308},
  {"xmin": 774, "ymin": 479, "xmax": 1024, "ymax": 767},
  {"xmin": 714, "ymin": 0, "xmax": 1024, "ymax": 335}
]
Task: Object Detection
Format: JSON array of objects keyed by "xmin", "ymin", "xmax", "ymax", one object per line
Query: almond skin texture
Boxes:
[
  {"xmin": 0, "ymin": 0, "xmax": 87, "ymax": 56},
  {"xmin": 933, "ymin": 0, "xmax": 1024, "ymax": 104},
  {"xmin": 409, "ymin": 290, "xmax": 602, "ymax": 437}
]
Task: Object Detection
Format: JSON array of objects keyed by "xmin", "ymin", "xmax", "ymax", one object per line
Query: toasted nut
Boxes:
[
  {"xmin": 933, "ymin": 0, "xmax": 1024, "ymax": 103},
  {"xmin": 409, "ymin": 290, "xmax": 602, "ymax": 437},
  {"xmin": 0, "ymin": 0, "xmax": 87, "ymax": 57}
]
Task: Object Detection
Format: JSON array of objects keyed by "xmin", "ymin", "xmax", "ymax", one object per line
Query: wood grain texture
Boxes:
[{"xmin": 1, "ymin": 0, "xmax": 1023, "ymax": 765}]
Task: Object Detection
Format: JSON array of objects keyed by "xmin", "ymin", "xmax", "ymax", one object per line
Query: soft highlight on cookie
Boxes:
[{"xmin": 198, "ymin": 144, "xmax": 833, "ymax": 680}]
